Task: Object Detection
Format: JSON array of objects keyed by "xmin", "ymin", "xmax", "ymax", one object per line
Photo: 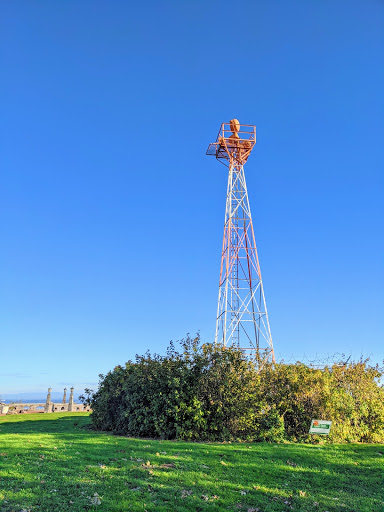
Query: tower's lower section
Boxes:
[{"xmin": 214, "ymin": 162, "xmax": 275, "ymax": 367}]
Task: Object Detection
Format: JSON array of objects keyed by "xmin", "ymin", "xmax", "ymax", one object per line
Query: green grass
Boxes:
[{"xmin": 0, "ymin": 413, "xmax": 382, "ymax": 512}]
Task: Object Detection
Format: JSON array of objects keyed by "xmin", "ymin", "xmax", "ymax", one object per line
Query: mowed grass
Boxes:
[{"xmin": 0, "ymin": 413, "xmax": 383, "ymax": 512}]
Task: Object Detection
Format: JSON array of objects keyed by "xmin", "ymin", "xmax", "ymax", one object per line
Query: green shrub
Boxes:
[
  {"xmin": 257, "ymin": 358, "xmax": 384, "ymax": 443},
  {"xmin": 256, "ymin": 406, "xmax": 285, "ymax": 442},
  {"xmin": 89, "ymin": 337, "xmax": 384, "ymax": 443}
]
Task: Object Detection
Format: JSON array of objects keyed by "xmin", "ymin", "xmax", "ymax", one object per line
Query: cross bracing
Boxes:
[{"xmin": 207, "ymin": 120, "xmax": 275, "ymax": 367}]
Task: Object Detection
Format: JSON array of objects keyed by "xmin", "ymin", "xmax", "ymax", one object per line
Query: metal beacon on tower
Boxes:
[{"xmin": 207, "ymin": 119, "xmax": 275, "ymax": 368}]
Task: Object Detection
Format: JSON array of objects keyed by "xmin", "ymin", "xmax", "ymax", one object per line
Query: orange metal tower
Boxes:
[{"xmin": 207, "ymin": 120, "xmax": 275, "ymax": 366}]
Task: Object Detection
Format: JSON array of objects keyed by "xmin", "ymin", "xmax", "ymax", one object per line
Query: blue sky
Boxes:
[{"xmin": 1, "ymin": 1, "xmax": 383, "ymax": 395}]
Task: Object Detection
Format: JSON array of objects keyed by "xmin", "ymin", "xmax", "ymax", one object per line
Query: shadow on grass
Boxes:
[{"xmin": 0, "ymin": 414, "xmax": 91, "ymax": 433}]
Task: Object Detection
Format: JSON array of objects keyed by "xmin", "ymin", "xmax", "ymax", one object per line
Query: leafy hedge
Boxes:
[{"xmin": 89, "ymin": 336, "xmax": 384, "ymax": 443}]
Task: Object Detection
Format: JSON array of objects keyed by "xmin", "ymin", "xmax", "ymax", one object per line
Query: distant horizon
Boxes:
[
  {"xmin": 1, "ymin": 399, "xmax": 83, "ymax": 405},
  {"xmin": 1, "ymin": 391, "xmax": 83, "ymax": 401}
]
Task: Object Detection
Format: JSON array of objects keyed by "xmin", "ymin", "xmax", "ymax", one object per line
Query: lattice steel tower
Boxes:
[{"xmin": 207, "ymin": 119, "xmax": 275, "ymax": 366}]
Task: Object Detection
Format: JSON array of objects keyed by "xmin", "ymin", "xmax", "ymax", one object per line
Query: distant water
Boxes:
[{"xmin": 3, "ymin": 399, "xmax": 81, "ymax": 404}]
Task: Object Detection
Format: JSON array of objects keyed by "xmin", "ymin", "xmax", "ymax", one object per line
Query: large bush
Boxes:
[
  {"xmin": 258, "ymin": 359, "xmax": 384, "ymax": 443},
  {"xmin": 89, "ymin": 336, "xmax": 384, "ymax": 443}
]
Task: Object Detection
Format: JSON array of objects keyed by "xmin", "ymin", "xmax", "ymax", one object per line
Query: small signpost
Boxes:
[{"xmin": 309, "ymin": 419, "xmax": 332, "ymax": 435}]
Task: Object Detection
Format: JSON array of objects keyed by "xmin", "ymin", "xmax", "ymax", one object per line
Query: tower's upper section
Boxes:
[{"xmin": 206, "ymin": 119, "xmax": 256, "ymax": 166}]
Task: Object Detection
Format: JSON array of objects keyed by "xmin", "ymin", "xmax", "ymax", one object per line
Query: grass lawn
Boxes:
[{"xmin": 0, "ymin": 413, "xmax": 382, "ymax": 512}]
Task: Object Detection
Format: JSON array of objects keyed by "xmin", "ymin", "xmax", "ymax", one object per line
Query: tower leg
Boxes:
[{"xmin": 214, "ymin": 162, "xmax": 275, "ymax": 366}]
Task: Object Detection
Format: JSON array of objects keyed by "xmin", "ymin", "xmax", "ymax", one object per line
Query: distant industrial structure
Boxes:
[
  {"xmin": 207, "ymin": 119, "xmax": 275, "ymax": 367},
  {"xmin": 0, "ymin": 387, "xmax": 90, "ymax": 415}
]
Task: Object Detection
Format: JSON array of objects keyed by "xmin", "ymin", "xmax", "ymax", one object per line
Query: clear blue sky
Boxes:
[{"xmin": 1, "ymin": 1, "xmax": 383, "ymax": 395}]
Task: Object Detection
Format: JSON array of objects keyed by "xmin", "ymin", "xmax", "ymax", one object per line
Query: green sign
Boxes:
[{"xmin": 309, "ymin": 419, "xmax": 332, "ymax": 435}]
